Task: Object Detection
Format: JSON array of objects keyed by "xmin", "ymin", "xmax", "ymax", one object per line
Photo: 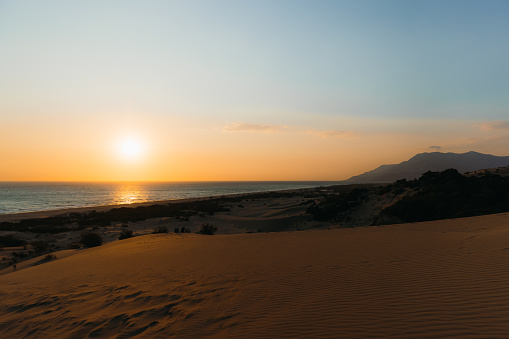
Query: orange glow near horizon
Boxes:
[
  {"xmin": 0, "ymin": 112, "xmax": 504, "ymax": 182},
  {"xmin": 2, "ymin": 2, "xmax": 509, "ymax": 182}
]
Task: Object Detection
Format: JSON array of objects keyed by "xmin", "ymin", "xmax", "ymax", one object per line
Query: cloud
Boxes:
[
  {"xmin": 429, "ymin": 145, "xmax": 442, "ymax": 151},
  {"xmin": 310, "ymin": 130, "xmax": 357, "ymax": 138},
  {"xmin": 223, "ymin": 123, "xmax": 357, "ymax": 140},
  {"xmin": 223, "ymin": 122, "xmax": 286, "ymax": 133},
  {"xmin": 476, "ymin": 121, "xmax": 509, "ymax": 132}
]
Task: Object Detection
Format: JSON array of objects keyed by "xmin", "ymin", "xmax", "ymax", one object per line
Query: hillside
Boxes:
[
  {"xmin": 308, "ymin": 167, "xmax": 509, "ymax": 227},
  {"xmin": 466, "ymin": 165, "xmax": 509, "ymax": 177},
  {"xmin": 347, "ymin": 151, "xmax": 509, "ymax": 183}
]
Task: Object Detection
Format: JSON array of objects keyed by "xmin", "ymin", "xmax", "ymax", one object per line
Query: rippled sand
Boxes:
[{"xmin": 2, "ymin": 213, "xmax": 509, "ymax": 337}]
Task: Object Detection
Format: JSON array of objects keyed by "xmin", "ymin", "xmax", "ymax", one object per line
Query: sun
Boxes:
[{"xmin": 119, "ymin": 139, "xmax": 142, "ymax": 159}]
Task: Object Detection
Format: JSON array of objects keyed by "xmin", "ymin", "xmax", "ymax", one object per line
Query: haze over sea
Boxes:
[{"xmin": 0, "ymin": 181, "xmax": 342, "ymax": 215}]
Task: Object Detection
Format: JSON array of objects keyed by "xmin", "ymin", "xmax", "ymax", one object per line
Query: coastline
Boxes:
[
  {"xmin": 0, "ymin": 183, "xmax": 372, "ymax": 223},
  {"xmin": 0, "ymin": 183, "xmax": 380, "ymax": 271},
  {"xmin": 0, "ymin": 185, "xmax": 326, "ymax": 274},
  {"xmin": 0, "ymin": 196, "xmax": 213, "ymax": 222},
  {"xmin": 0, "ymin": 181, "xmax": 344, "ymax": 216},
  {"xmin": 3, "ymin": 180, "xmax": 509, "ymax": 336}
]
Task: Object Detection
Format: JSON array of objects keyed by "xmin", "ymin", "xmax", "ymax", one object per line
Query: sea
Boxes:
[{"xmin": 0, "ymin": 181, "xmax": 343, "ymax": 215}]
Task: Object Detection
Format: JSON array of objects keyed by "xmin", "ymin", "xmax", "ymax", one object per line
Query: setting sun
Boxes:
[
  {"xmin": 119, "ymin": 139, "xmax": 142, "ymax": 160},
  {"xmin": 3, "ymin": 2, "xmax": 509, "ymax": 338}
]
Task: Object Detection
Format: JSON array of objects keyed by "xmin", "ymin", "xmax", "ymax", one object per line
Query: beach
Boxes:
[
  {"xmin": 2, "ymin": 211, "xmax": 509, "ymax": 337},
  {"xmin": 0, "ymin": 181, "xmax": 342, "ymax": 215},
  {"xmin": 4, "ymin": 0, "xmax": 509, "ymax": 336},
  {"xmin": 0, "ymin": 185, "xmax": 380, "ymax": 263}
]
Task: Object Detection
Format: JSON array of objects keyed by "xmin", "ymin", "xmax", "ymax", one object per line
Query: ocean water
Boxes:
[{"xmin": 0, "ymin": 181, "xmax": 342, "ymax": 215}]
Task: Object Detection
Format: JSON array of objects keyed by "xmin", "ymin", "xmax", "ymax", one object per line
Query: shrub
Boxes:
[
  {"xmin": 31, "ymin": 240, "xmax": 50, "ymax": 254},
  {"xmin": 119, "ymin": 229, "xmax": 134, "ymax": 240},
  {"xmin": 12, "ymin": 251, "xmax": 30, "ymax": 258},
  {"xmin": 33, "ymin": 253, "xmax": 56, "ymax": 266},
  {"xmin": 42, "ymin": 253, "xmax": 56, "ymax": 262},
  {"xmin": 375, "ymin": 169, "xmax": 509, "ymax": 225},
  {"xmin": 198, "ymin": 223, "xmax": 218, "ymax": 235},
  {"xmin": 29, "ymin": 225, "xmax": 74, "ymax": 234},
  {"xmin": 306, "ymin": 189, "xmax": 367, "ymax": 221},
  {"xmin": 68, "ymin": 241, "xmax": 82, "ymax": 249},
  {"xmin": 80, "ymin": 232, "xmax": 103, "ymax": 247},
  {"xmin": 0, "ymin": 235, "xmax": 26, "ymax": 247},
  {"xmin": 152, "ymin": 226, "xmax": 168, "ymax": 234}
]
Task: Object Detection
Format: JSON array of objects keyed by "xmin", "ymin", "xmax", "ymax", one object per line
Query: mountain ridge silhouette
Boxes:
[{"xmin": 347, "ymin": 151, "xmax": 509, "ymax": 183}]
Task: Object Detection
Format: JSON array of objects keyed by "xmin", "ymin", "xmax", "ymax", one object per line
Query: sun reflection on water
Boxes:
[{"xmin": 113, "ymin": 184, "xmax": 147, "ymax": 205}]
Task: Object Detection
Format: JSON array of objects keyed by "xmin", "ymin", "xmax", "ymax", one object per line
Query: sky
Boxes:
[{"xmin": 1, "ymin": 0, "xmax": 509, "ymax": 181}]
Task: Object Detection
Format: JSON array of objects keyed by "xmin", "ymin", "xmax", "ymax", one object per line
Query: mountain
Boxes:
[{"xmin": 347, "ymin": 151, "xmax": 509, "ymax": 183}]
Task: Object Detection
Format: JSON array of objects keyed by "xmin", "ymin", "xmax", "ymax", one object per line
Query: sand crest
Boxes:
[{"xmin": 2, "ymin": 213, "xmax": 509, "ymax": 337}]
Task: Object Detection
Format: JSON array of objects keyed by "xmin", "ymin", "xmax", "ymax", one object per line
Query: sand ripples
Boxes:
[{"xmin": 2, "ymin": 215, "xmax": 509, "ymax": 337}]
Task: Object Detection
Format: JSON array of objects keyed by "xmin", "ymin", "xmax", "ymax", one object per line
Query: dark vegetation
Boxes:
[
  {"xmin": 118, "ymin": 229, "xmax": 134, "ymax": 240},
  {"xmin": 306, "ymin": 188, "xmax": 371, "ymax": 221},
  {"xmin": 0, "ymin": 235, "xmax": 27, "ymax": 247},
  {"xmin": 215, "ymin": 186, "xmax": 374, "ymax": 203},
  {"xmin": 0, "ymin": 212, "xmax": 87, "ymax": 233},
  {"xmin": 0, "ymin": 189, "xmax": 331, "ymax": 237},
  {"xmin": 0, "ymin": 200, "xmax": 230, "ymax": 234},
  {"xmin": 374, "ymin": 169, "xmax": 509, "ymax": 224},
  {"xmin": 93, "ymin": 200, "xmax": 229, "ymax": 224},
  {"xmin": 198, "ymin": 223, "xmax": 218, "ymax": 235},
  {"xmin": 68, "ymin": 242, "xmax": 82, "ymax": 249},
  {"xmin": 152, "ymin": 226, "xmax": 168, "ymax": 234},
  {"xmin": 11, "ymin": 250, "xmax": 32, "ymax": 258},
  {"xmin": 38, "ymin": 253, "xmax": 56, "ymax": 264},
  {"xmin": 0, "ymin": 218, "xmax": 81, "ymax": 234},
  {"xmin": 30, "ymin": 240, "xmax": 51, "ymax": 254},
  {"xmin": 0, "ymin": 188, "xmax": 327, "ymax": 270},
  {"xmin": 216, "ymin": 190, "xmax": 318, "ymax": 203},
  {"xmin": 3, "ymin": 239, "xmax": 54, "ymax": 268},
  {"xmin": 306, "ymin": 169, "xmax": 509, "ymax": 226},
  {"xmin": 80, "ymin": 232, "xmax": 103, "ymax": 248}
]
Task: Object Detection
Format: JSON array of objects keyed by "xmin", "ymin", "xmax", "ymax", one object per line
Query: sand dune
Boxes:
[{"xmin": 2, "ymin": 213, "xmax": 509, "ymax": 337}]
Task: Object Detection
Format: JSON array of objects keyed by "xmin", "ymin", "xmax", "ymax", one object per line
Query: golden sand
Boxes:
[{"xmin": 2, "ymin": 212, "xmax": 509, "ymax": 337}]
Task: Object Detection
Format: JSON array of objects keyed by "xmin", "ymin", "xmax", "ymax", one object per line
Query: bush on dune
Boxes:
[
  {"xmin": 306, "ymin": 188, "xmax": 369, "ymax": 221},
  {"xmin": 198, "ymin": 223, "xmax": 218, "ymax": 235},
  {"xmin": 375, "ymin": 169, "xmax": 509, "ymax": 224},
  {"xmin": 0, "ymin": 235, "xmax": 26, "ymax": 247},
  {"xmin": 118, "ymin": 229, "xmax": 134, "ymax": 240},
  {"xmin": 80, "ymin": 232, "xmax": 103, "ymax": 247},
  {"xmin": 30, "ymin": 240, "xmax": 50, "ymax": 254},
  {"xmin": 152, "ymin": 226, "xmax": 168, "ymax": 234},
  {"xmin": 41, "ymin": 253, "xmax": 56, "ymax": 262}
]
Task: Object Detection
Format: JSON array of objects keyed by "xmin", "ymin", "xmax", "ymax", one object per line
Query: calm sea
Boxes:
[{"xmin": 0, "ymin": 181, "xmax": 343, "ymax": 215}]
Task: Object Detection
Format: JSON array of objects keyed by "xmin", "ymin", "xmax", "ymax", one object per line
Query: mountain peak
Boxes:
[{"xmin": 347, "ymin": 151, "xmax": 509, "ymax": 183}]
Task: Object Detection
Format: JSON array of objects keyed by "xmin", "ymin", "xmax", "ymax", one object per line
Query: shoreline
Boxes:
[
  {"xmin": 0, "ymin": 183, "xmax": 374, "ymax": 223},
  {"xmin": 0, "ymin": 181, "xmax": 346, "ymax": 218},
  {"xmin": 0, "ymin": 196, "xmax": 214, "ymax": 222},
  {"xmin": 0, "ymin": 182, "xmax": 381, "ymax": 273}
]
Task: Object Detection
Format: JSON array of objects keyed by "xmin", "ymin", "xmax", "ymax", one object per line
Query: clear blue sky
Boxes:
[{"xmin": 1, "ymin": 0, "xmax": 509, "ymax": 181}]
